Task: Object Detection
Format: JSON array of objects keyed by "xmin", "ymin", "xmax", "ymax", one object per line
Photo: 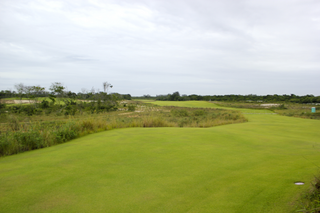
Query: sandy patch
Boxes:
[
  {"xmin": 260, "ymin": 103, "xmax": 280, "ymax": 107},
  {"xmin": 2, "ymin": 100, "xmax": 39, "ymax": 104}
]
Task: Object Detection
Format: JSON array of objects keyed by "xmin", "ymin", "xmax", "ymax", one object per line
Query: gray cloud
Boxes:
[{"xmin": 1, "ymin": 0, "xmax": 319, "ymax": 96}]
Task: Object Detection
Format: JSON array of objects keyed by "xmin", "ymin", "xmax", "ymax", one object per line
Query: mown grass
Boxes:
[
  {"xmin": 0, "ymin": 101, "xmax": 320, "ymax": 212},
  {"xmin": 0, "ymin": 102, "xmax": 320, "ymax": 212},
  {"xmin": 146, "ymin": 101, "xmax": 320, "ymax": 212}
]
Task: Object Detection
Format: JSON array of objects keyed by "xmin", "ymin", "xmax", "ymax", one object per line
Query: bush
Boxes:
[
  {"xmin": 14, "ymin": 131, "xmax": 44, "ymax": 151},
  {"xmin": 0, "ymin": 102, "xmax": 6, "ymax": 109},
  {"xmin": 278, "ymin": 104, "xmax": 287, "ymax": 109},
  {"xmin": 0, "ymin": 135, "xmax": 11, "ymax": 156},
  {"xmin": 128, "ymin": 105, "xmax": 136, "ymax": 112},
  {"xmin": 40, "ymin": 100, "xmax": 50, "ymax": 108},
  {"xmin": 64, "ymin": 105, "xmax": 77, "ymax": 116},
  {"xmin": 22, "ymin": 105, "xmax": 35, "ymax": 116},
  {"xmin": 0, "ymin": 131, "xmax": 45, "ymax": 156},
  {"xmin": 54, "ymin": 122, "xmax": 79, "ymax": 143}
]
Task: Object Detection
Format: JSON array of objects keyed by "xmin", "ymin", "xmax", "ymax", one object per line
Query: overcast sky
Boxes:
[{"xmin": 1, "ymin": 0, "xmax": 319, "ymax": 96}]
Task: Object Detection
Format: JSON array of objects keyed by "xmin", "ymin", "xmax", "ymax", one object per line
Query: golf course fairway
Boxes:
[{"xmin": 1, "ymin": 101, "xmax": 320, "ymax": 212}]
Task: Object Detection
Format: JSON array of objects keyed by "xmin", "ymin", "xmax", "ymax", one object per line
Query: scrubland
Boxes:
[{"xmin": 0, "ymin": 101, "xmax": 246, "ymax": 157}]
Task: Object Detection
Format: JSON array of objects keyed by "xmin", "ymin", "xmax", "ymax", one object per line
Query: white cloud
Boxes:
[{"xmin": 0, "ymin": 0, "xmax": 319, "ymax": 95}]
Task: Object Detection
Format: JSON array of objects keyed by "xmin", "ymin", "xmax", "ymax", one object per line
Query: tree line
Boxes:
[
  {"xmin": 0, "ymin": 82, "xmax": 131, "ymax": 101},
  {"xmin": 0, "ymin": 82, "xmax": 131, "ymax": 116},
  {"xmin": 2, "ymin": 84, "xmax": 319, "ymax": 104},
  {"xmin": 149, "ymin": 92, "xmax": 320, "ymax": 103}
]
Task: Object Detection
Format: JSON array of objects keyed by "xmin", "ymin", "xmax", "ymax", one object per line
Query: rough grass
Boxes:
[
  {"xmin": 215, "ymin": 101, "xmax": 320, "ymax": 120},
  {"xmin": 0, "ymin": 101, "xmax": 320, "ymax": 212},
  {"xmin": 0, "ymin": 103, "xmax": 246, "ymax": 157},
  {"xmin": 295, "ymin": 176, "xmax": 320, "ymax": 212}
]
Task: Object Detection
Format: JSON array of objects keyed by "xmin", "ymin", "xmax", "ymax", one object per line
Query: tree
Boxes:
[
  {"xmin": 49, "ymin": 82, "xmax": 65, "ymax": 97},
  {"xmin": 14, "ymin": 83, "xmax": 45, "ymax": 104},
  {"xmin": 14, "ymin": 83, "xmax": 25, "ymax": 100},
  {"xmin": 23, "ymin": 86, "xmax": 33, "ymax": 103},
  {"xmin": 31, "ymin": 86, "xmax": 45, "ymax": 96},
  {"xmin": 49, "ymin": 82, "xmax": 65, "ymax": 105},
  {"xmin": 170, "ymin": 91, "xmax": 181, "ymax": 101},
  {"xmin": 66, "ymin": 91, "xmax": 76, "ymax": 99},
  {"xmin": 102, "ymin": 82, "xmax": 113, "ymax": 94},
  {"xmin": 29, "ymin": 86, "xmax": 45, "ymax": 106},
  {"xmin": 122, "ymin": 94, "xmax": 132, "ymax": 100},
  {"xmin": 80, "ymin": 88, "xmax": 88, "ymax": 100}
]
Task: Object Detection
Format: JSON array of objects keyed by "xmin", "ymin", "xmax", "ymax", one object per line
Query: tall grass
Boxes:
[
  {"xmin": 0, "ymin": 105, "xmax": 247, "ymax": 157},
  {"xmin": 216, "ymin": 102, "xmax": 320, "ymax": 120}
]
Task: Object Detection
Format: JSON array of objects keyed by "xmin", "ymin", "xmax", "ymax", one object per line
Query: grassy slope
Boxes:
[{"xmin": 1, "ymin": 101, "xmax": 320, "ymax": 212}]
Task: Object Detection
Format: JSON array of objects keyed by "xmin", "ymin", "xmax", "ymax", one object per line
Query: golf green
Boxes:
[{"xmin": 1, "ymin": 101, "xmax": 320, "ymax": 212}]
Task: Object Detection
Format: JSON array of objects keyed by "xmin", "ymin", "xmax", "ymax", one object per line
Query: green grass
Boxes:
[
  {"xmin": 1, "ymin": 101, "xmax": 320, "ymax": 212},
  {"xmin": 144, "ymin": 100, "xmax": 220, "ymax": 108}
]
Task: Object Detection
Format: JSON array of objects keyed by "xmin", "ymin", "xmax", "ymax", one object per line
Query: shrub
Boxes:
[
  {"xmin": 0, "ymin": 102, "xmax": 6, "ymax": 109},
  {"xmin": 0, "ymin": 135, "xmax": 11, "ymax": 156},
  {"xmin": 54, "ymin": 122, "xmax": 79, "ymax": 143},
  {"xmin": 40, "ymin": 100, "xmax": 50, "ymax": 109},
  {"xmin": 23, "ymin": 105, "xmax": 35, "ymax": 116},
  {"xmin": 14, "ymin": 131, "xmax": 44, "ymax": 151},
  {"xmin": 278, "ymin": 104, "xmax": 287, "ymax": 109},
  {"xmin": 128, "ymin": 105, "xmax": 136, "ymax": 112},
  {"xmin": 64, "ymin": 105, "xmax": 77, "ymax": 116}
]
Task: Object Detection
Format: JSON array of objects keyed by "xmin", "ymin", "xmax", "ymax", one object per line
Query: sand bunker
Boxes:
[{"xmin": 260, "ymin": 104, "xmax": 280, "ymax": 107}]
